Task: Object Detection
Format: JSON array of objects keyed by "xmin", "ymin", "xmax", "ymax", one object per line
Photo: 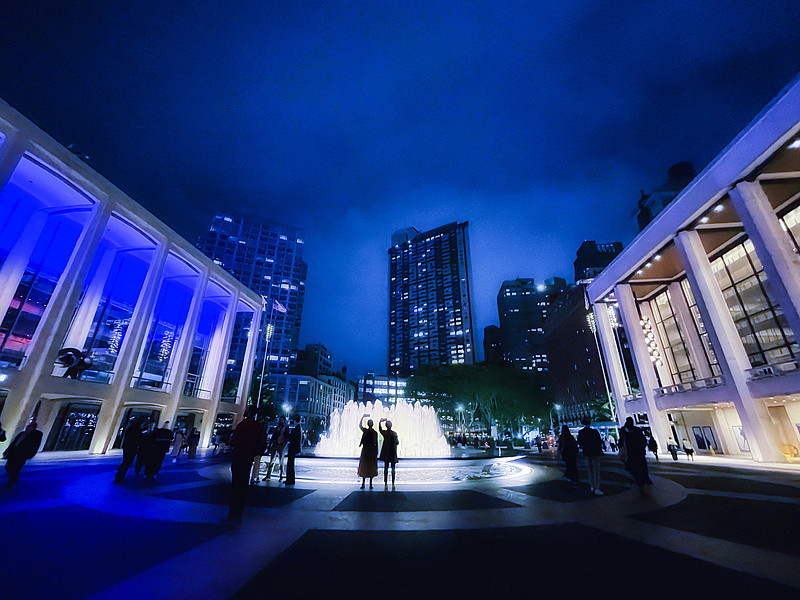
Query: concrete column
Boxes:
[
  {"xmin": 0, "ymin": 130, "xmax": 27, "ymax": 191},
  {"xmin": 675, "ymin": 229, "xmax": 784, "ymax": 462},
  {"xmin": 729, "ymin": 180, "xmax": 800, "ymax": 349},
  {"xmin": 60, "ymin": 245, "xmax": 117, "ymax": 352},
  {"xmin": 593, "ymin": 302, "xmax": 630, "ymax": 424},
  {"xmin": 2, "ymin": 201, "xmax": 112, "ymax": 439},
  {"xmin": 668, "ymin": 281, "xmax": 713, "ymax": 379},
  {"xmin": 236, "ymin": 302, "xmax": 262, "ymax": 410},
  {"xmin": 199, "ymin": 291, "xmax": 238, "ymax": 447},
  {"xmin": 90, "ymin": 242, "xmax": 168, "ymax": 453},
  {"xmin": 0, "ymin": 209, "xmax": 49, "ymax": 319},
  {"xmin": 162, "ymin": 269, "xmax": 210, "ymax": 426},
  {"xmin": 614, "ymin": 284, "xmax": 672, "ymax": 450}
]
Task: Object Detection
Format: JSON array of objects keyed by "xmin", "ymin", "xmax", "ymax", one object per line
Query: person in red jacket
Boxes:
[{"xmin": 225, "ymin": 408, "xmax": 266, "ymax": 523}]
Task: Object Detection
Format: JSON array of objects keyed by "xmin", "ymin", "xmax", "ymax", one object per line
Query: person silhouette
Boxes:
[
  {"xmin": 558, "ymin": 425, "xmax": 579, "ymax": 484},
  {"xmin": 379, "ymin": 418, "xmax": 399, "ymax": 491},
  {"xmin": 357, "ymin": 414, "xmax": 378, "ymax": 490}
]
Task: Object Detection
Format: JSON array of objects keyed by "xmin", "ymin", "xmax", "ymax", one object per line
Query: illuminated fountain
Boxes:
[{"xmin": 315, "ymin": 399, "xmax": 451, "ymax": 458}]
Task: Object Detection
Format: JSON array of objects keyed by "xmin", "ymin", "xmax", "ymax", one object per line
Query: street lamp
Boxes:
[
  {"xmin": 282, "ymin": 403, "xmax": 292, "ymax": 417},
  {"xmin": 456, "ymin": 404, "xmax": 464, "ymax": 433},
  {"xmin": 549, "ymin": 404, "xmax": 562, "ymax": 433}
]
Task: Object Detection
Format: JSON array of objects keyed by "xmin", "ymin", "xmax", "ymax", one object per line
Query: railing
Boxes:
[
  {"xmin": 655, "ymin": 376, "xmax": 724, "ymax": 397},
  {"xmin": 747, "ymin": 359, "xmax": 800, "ymax": 380},
  {"xmin": 183, "ymin": 373, "xmax": 212, "ymax": 399},
  {"xmin": 623, "ymin": 393, "xmax": 643, "ymax": 404}
]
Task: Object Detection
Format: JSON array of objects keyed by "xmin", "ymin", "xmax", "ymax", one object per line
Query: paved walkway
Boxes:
[{"xmin": 1, "ymin": 451, "xmax": 798, "ymax": 599}]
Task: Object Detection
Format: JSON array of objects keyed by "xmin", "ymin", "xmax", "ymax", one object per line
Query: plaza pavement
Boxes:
[{"xmin": 1, "ymin": 450, "xmax": 798, "ymax": 600}]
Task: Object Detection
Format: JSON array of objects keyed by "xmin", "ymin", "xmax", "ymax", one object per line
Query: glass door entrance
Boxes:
[{"xmin": 45, "ymin": 403, "xmax": 100, "ymax": 451}]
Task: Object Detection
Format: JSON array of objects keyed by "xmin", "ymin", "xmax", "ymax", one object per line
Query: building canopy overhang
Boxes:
[{"xmin": 588, "ymin": 74, "xmax": 800, "ymax": 304}]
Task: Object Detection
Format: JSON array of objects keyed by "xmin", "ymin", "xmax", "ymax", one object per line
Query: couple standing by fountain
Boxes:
[{"xmin": 358, "ymin": 414, "xmax": 399, "ymax": 490}]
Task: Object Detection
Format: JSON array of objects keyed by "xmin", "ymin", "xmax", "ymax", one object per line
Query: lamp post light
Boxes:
[
  {"xmin": 456, "ymin": 404, "xmax": 464, "ymax": 434},
  {"xmin": 549, "ymin": 404, "xmax": 562, "ymax": 433},
  {"xmin": 282, "ymin": 403, "xmax": 292, "ymax": 418}
]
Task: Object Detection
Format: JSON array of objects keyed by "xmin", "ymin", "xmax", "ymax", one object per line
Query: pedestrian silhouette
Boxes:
[
  {"xmin": 114, "ymin": 417, "xmax": 143, "ymax": 483},
  {"xmin": 577, "ymin": 417, "xmax": 604, "ymax": 495},
  {"xmin": 3, "ymin": 421, "xmax": 43, "ymax": 484},
  {"xmin": 358, "ymin": 415, "xmax": 378, "ymax": 489},
  {"xmin": 285, "ymin": 417, "xmax": 302, "ymax": 485},
  {"xmin": 558, "ymin": 425, "xmax": 579, "ymax": 484},
  {"xmin": 620, "ymin": 417, "xmax": 653, "ymax": 497},
  {"xmin": 379, "ymin": 418, "xmax": 399, "ymax": 490},
  {"xmin": 226, "ymin": 408, "xmax": 266, "ymax": 523}
]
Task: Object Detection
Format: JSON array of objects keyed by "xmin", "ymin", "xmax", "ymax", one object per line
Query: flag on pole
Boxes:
[{"xmin": 272, "ymin": 298, "xmax": 287, "ymax": 314}]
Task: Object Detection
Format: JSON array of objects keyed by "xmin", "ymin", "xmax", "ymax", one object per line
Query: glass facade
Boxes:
[
  {"xmin": 0, "ymin": 213, "xmax": 85, "ymax": 367},
  {"xmin": 711, "ymin": 239, "xmax": 797, "ymax": 367},
  {"xmin": 184, "ymin": 291, "xmax": 229, "ymax": 399},
  {"xmin": 680, "ymin": 279, "xmax": 721, "ymax": 376},
  {"xmin": 648, "ymin": 290, "xmax": 696, "ymax": 384},
  {"xmin": 220, "ymin": 302, "xmax": 256, "ymax": 402},
  {"xmin": 133, "ymin": 258, "xmax": 199, "ymax": 390}
]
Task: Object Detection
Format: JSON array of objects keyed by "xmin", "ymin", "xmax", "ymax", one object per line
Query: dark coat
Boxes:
[
  {"xmin": 231, "ymin": 418, "xmax": 267, "ymax": 458},
  {"xmin": 3, "ymin": 428, "xmax": 43, "ymax": 462},
  {"xmin": 288, "ymin": 425, "xmax": 302, "ymax": 455},
  {"xmin": 379, "ymin": 429, "xmax": 399, "ymax": 463},
  {"xmin": 577, "ymin": 426, "xmax": 604, "ymax": 457},
  {"xmin": 121, "ymin": 422, "xmax": 143, "ymax": 451}
]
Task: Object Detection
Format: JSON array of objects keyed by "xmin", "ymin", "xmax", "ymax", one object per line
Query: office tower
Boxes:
[
  {"xmin": 497, "ymin": 277, "xmax": 566, "ymax": 374},
  {"xmin": 358, "ymin": 372, "xmax": 408, "ymax": 404},
  {"xmin": 546, "ymin": 241, "xmax": 632, "ymax": 429},
  {"xmin": 483, "ymin": 325, "xmax": 503, "ymax": 365},
  {"xmin": 574, "ymin": 241, "xmax": 623, "ymax": 282},
  {"xmin": 294, "ymin": 343, "xmax": 333, "ymax": 377},
  {"xmin": 388, "ymin": 222, "xmax": 476, "ymax": 377},
  {"xmin": 197, "ymin": 214, "xmax": 307, "ymax": 375}
]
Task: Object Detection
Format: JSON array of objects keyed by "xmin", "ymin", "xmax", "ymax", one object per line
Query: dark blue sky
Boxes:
[{"xmin": 3, "ymin": 1, "xmax": 800, "ymax": 377}]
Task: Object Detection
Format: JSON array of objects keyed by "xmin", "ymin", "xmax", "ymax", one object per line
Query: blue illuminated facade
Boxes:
[{"xmin": 0, "ymin": 98, "xmax": 262, "ymax": 455}]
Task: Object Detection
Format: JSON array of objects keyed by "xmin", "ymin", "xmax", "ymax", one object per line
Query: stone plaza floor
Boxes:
[{"xmin": 1, "ymin": 450, "xmax": 799, "ymax": 600}]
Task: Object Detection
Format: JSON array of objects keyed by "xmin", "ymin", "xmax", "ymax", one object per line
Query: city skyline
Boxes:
[{"xmin": 3, "ymin": 2, "xmax": 800, "ymax": 376}]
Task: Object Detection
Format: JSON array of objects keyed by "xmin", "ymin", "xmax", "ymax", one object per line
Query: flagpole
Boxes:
[{"xmin": 257, "ymin": 298, "xmax": 275, "ymax": 408}]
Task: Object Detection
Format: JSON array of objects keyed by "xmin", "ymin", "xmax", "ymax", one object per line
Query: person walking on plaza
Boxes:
[
  {"xmin": 557, "ymin": 425, "xmax": 579, "ymax": 485},
  {"xmin": 577, "ymin": 418, "xmax": 604, "ymax": 496},
  {"xmin": 250, "ymin": 424, "xmax": 269, "ymax": 483},
  {"xmin": 0, "ymin": 421, "xmax": 6, "ymax": 443},
  {"xmin": 135, "ymin": 421, "xmax": 155, "ymax": 476},
  {"xmin": 620, "ymin": 417, "xmax": 653, "ymax": 498},
  {"xmin": 284, "ymin": 417, "xmax": 302, "ymax": 485},
  {"xmin": 171, "ymin": 428, "xmax": 186, "ymax": 463},
  {"xmin": 226, "ymin": 408, "xmax": 266, "ymax": 523},
  {"xmin": 647, "ymin": 433, "xmax": 659, "ymax": 461},
  {"xmin": 379, "ymin": 418, "xmax": 399, "ymax": 491},
  {"xmin": 3, "ymin": 421, "xmax": 43, "ymax": 484},
  {"xmin": 211, "ymin": 430, "xmax": 221, "ymax": 456},
  {"xmin": 358, "ymin": 414, "xmax": 379, "ymax": 490},
  {"xmin": 667, "ymin": 438, "xmax": 679, "ymax": 461},
  {"xmin": 534, "ymin": 435, "xmax": 542, "ymax": 453},
  {"xmin": 114, "ymin": 417, "xmax": 144, "ymax": 483},
  {"xmin": 265, "ymin": 416, "xmax": 290, "ymax": 481},
  {"xmin": 145, "ymin": 421, "xmax": 173, "ymax": 480},
  {"xmin": 187, "ymin": 427, "xmax": 200, "ymax": 459},
  {"xmin": 683, "ymin": 437, "xmax": 695, "ymax": 461}
]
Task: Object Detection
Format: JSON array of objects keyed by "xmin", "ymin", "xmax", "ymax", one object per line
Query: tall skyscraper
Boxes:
[
  {"xmin": 388, "ymin": 222, "xmax": 476, "ymax": 377},
  {"xmin": 197, "ymin": 214, "xmax": 307, "ymax": 375},
  {"xmin": 497, "ymin": 277, "xmax": 566, "ymax": 373}
]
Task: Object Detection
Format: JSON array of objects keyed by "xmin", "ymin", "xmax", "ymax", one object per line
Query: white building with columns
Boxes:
[
  {"xmin": 588, "ymin": 75, "xmax": 800, "ymax": 463},
  {"xmin": 0, "ymin": 99, "xmax": 262, "ymax": 454}
]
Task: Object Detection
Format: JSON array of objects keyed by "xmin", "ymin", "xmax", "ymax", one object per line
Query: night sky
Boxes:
[{"xmin": 2, "ymin": 1, "xmax": 800, "ymax": 377}]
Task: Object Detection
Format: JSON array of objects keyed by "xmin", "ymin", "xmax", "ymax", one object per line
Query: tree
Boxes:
[{"xmin": 407, "ymin": 363, "xmax": 551, "ymax": 436}]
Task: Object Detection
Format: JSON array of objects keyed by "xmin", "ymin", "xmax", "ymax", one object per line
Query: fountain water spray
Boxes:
[{"xmin": 315, "ymin": 399, "xmax": 451, "ymax": 458}]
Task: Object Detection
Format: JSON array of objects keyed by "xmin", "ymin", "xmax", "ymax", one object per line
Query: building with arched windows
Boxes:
[
  {"xmin": 588, "ymin": 75, "xmax": 800, "ymax": 463},
  {"xmin": 0, "ymin": 99, "xmax": 262, "ymax": 455}
]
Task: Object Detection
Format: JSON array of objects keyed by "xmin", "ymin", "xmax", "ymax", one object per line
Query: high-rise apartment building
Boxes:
[
  {"xmin": 497, "ymin": 277, "xmax": 566, "ymax": 373},
  {"xmin": 388, "ymin": 222, "xmax": 476, "ymax": 377},
  {"xmin": 197, "ymin": 215, "xmax": 307, "ymax": 375}
]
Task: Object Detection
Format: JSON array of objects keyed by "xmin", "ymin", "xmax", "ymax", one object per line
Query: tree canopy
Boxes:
[{"xmin": 406, "ymin": 362, "xmax": 551, "ymax": 429}]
